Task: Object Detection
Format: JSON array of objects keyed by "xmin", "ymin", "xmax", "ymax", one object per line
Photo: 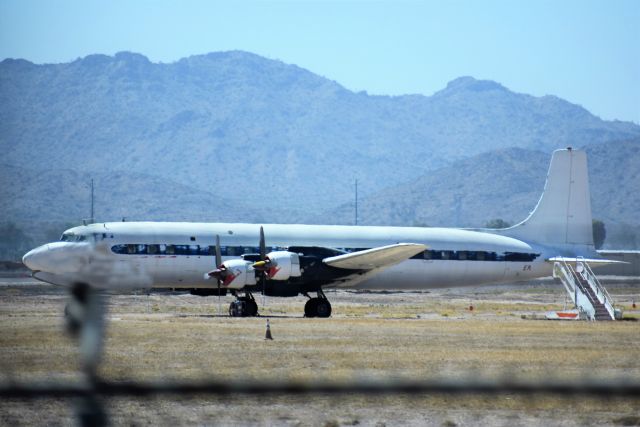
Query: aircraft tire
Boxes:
[
  {"xmin": 229, "ymin": 301, "xmax": 244, "ymax": 317},
  {"xmin": 316, "ymin": 299, "xmax": 332, "ymax": 318},
  {"xmin": 245, "ymin": 299, "xmax": 258, "ymax": 317},
  {"xmin": 304, "ymin": 298, "xmax": 319, "ymax": 318}
]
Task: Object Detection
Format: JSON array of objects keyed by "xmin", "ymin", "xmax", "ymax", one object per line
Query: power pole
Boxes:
[
  {"xmin": 90, "ymin": 179, "xmax": 94, "ymax": 224},
  {"xmin": 355, "ymin": 179, "xmax": 358, "ymax": 226}
]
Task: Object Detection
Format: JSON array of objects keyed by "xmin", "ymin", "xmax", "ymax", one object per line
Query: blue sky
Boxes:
[{"xmin": 1, "ymin": 0, "xmax": 638, "ymax": 123}]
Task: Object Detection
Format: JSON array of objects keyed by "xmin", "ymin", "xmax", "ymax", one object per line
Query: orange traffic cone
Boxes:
[{"xmin": 265, "ymin": 319, "xmax": 273, "ymax": 340}]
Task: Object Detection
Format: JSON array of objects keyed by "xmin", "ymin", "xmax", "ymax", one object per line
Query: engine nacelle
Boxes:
[
  {"xmin": 265, "ymin": 251, "xmax": 302, "ymax": 281},
  {"xmin": 220, "ymin": 259, "xmax": 256, "ymax": 289}
]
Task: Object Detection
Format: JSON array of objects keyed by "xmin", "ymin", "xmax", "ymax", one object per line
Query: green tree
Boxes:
[
  {"xmin": 592, "ymin": 219, "xmax": 606, "ymax": 249},
  {"xmin": 484, "ymin": 219, "xmax": 512, "ymax": 229}
]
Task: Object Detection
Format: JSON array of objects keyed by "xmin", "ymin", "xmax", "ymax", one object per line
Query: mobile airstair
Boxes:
[{"xmin": 552, "ymin": 258, "xmax": 618, "ymax": 321}]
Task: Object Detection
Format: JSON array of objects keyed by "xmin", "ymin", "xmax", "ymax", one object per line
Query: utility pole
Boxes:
[
  {"xmin": 355, "ymin": 179, "xmax": 358, "ymax": 226},
  {"xmin": 90, "ymin": 178, "xmax": 95, "ymax": 224}
]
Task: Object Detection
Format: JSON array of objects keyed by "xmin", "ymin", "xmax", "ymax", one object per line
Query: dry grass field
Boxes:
[{"xmin": 1, "ymin": 277, "xmax": 639, "ymax": 426}]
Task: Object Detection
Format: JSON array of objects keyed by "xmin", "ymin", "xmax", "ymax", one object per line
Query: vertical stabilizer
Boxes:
[{"xmin": 502, "ymin": 148, "xmax": 594, "ymax": 249}]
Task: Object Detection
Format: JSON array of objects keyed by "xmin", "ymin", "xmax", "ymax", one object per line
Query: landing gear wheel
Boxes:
[
  {"xmin": 316, "ymin": 299, "xmax": 332, "ymax": 318},
  {"xmin": 304, "ymin": 298, "xmax": 319, "ymax": 318},
  {"xmin": 304, "ymin": 297, "xmax": 331, "ymax": 318},
  {"xmin": 245, "ymin": 299, "xmax": 258, "ymax": 317},
  {"xmin": 229, "ymin": 297, "xmax": 259, "ymax": 317},
  {"xmin": 229, "ymin": 300, "xmax": 244, "ymax": 317}
]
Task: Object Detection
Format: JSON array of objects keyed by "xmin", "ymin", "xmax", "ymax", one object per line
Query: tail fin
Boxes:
[{"xmin": 501, "ymin": 148, "xmax": 594, "ymax": 249}]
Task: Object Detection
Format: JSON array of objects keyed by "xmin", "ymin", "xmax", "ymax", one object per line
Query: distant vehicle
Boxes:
[{"xmin": 22, "ymin": 148, "xmax": 612, "ymax": 318}]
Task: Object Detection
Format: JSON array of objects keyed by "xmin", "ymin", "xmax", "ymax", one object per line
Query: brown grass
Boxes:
[{"xmin": 1, "ymin": 281, "xmax": 639, "ymax": 426}]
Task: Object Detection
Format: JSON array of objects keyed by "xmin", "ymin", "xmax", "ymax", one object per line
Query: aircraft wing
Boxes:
[{"xmin": 323, "ymin": 243, "xmax": 427, "ymax": 270}]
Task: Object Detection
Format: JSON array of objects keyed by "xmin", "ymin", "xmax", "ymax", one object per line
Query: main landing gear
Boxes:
[
  {"xmin": 226, "ymin": 290, "xmax": 333, "ymax": 318},
  {"xmin": 229, "ymin": 292, "xmax": 258, "ymax": 317},
  {"xmin": 304, "ymin": 289, "xmax": 332, "ymax": 318}
]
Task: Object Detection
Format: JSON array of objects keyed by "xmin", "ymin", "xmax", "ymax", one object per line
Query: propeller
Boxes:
[
  {"xmin": 215, "ymin": 234, "xmax": 222, "ymax": 312},
  {"xmin": 203, "ymin": 235, "xmax": 225, "ymax": 314},
  {"xmin": 257, "ymin": 226, "xmax": 267, "ymax": 302},
  {"xmin": 252, "ymin": 227, "xmax": 268, "ymax": 269}
]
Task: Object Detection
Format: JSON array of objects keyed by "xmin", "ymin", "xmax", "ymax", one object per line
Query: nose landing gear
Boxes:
[{"xmin": 304, "ymin": 289, "xmax": 332, "ymax": 318}]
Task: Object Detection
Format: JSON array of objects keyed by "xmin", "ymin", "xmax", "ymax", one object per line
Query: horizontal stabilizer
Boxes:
[
  {"xmin": 323, "ymin": 243, "xmax": 427, "ymax": 270},
  {"xmin": 546, "ymin": 257, "xmax": 628, "ymax": 266}
]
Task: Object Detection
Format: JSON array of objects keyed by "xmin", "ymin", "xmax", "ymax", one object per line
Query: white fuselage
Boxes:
[{"xmin": 23, "ymin": 222, "xmax": 555, "ymax": 291}]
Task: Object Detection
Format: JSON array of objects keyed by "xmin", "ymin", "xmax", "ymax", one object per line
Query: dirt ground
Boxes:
[{"xmin": 0, "ymin": 277, "xmax": 639, "ymax": 426}]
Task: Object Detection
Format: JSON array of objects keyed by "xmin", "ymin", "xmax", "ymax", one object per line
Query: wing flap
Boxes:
[{"xmin": 323, "ymin": 243, "xmax": 427, "ymax": 270}]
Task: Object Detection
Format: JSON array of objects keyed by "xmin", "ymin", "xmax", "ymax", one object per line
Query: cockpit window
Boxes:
[{"xmin": 60, "ymin": 232, "xmax": 87, "ymax": 242}]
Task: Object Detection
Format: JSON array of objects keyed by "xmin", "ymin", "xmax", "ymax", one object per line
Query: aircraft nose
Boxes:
[{"xmin": 22, "ymin": 245, "xmax": 48, "ymax": 271}]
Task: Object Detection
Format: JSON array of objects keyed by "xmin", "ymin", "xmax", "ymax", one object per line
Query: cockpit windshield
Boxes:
[{"xmin": 60, "ymin": 233, "xmax": 87, "ymax": 242}]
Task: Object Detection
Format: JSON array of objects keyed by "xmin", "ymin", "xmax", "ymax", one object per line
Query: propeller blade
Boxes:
[
  {"xmin": 215, "ymin": 234, "xmax": 222, "ymax": 316},
  {"xmin": 259, "ymin": 226, "xmax": 266, "ymax": 261},
  {"xmin": 215, "ymin": 235, "xmax": 222, "ymax": 268},
  {"xmin": 259, "ymin": 226, "xmax": 267, "ymax": 300}
]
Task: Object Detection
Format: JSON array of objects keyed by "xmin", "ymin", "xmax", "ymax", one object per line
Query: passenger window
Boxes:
[
  {"xmin": 199, "ymin": 246, "xmax": 214, "ymax": 256},
  {"xmin": 111, "ymin": 245, "xmax": 127, "ymax": 254},
  {"xmin": 174, "ymin": 245, "xmax": 189, "ymax": 255},
  {"xmin": 147, "ymin": 245, "xmax": 159, "ymax": 255},
  {"xmin": 165, "ymin": 245, "xmax": 175, "ymax": 255},
  {"xmin": 476, "ymin": 251, "xmax": 486, "ymax": 261}
]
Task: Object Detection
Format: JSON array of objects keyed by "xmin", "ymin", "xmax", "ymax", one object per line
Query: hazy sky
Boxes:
[{"xmin": 1, "ymin": 0, "xmax": 638, "ymax": 123}]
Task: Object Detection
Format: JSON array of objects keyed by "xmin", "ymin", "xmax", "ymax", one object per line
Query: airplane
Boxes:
[{"xmin": 22, "ymin": 147, "xmax": 610, "ymax": 318}]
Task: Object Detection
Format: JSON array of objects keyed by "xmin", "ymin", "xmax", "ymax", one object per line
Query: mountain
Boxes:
[
  {"xmin": 0, "ymin": 164, "xmax": 264, "ymax": 224},
  {"xmin": 318, "ymin": 139, "xmax": 640, "ymax": 237},
  {"xmin": 1, "ymin": 51, "xmax": 639, "ymax": 221}
]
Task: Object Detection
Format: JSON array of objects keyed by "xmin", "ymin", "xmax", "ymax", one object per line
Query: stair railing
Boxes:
[
  {"xmin": 576, "ymin": 259, "xmax": 615, "ymax": 320},
  {"xmin": 553, "ymin": 259, "xmax": 596, "ymax": 320}
]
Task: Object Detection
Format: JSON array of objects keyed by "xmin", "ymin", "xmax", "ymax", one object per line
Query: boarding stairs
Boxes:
[{"xmin": 552, "ymin": 258, "xmax": 616, "ymax": 321}]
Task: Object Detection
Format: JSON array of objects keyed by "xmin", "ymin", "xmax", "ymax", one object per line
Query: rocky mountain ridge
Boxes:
[{"xmin": 2, "ymin": 51, "xmax": 638, "ymax": 220}]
